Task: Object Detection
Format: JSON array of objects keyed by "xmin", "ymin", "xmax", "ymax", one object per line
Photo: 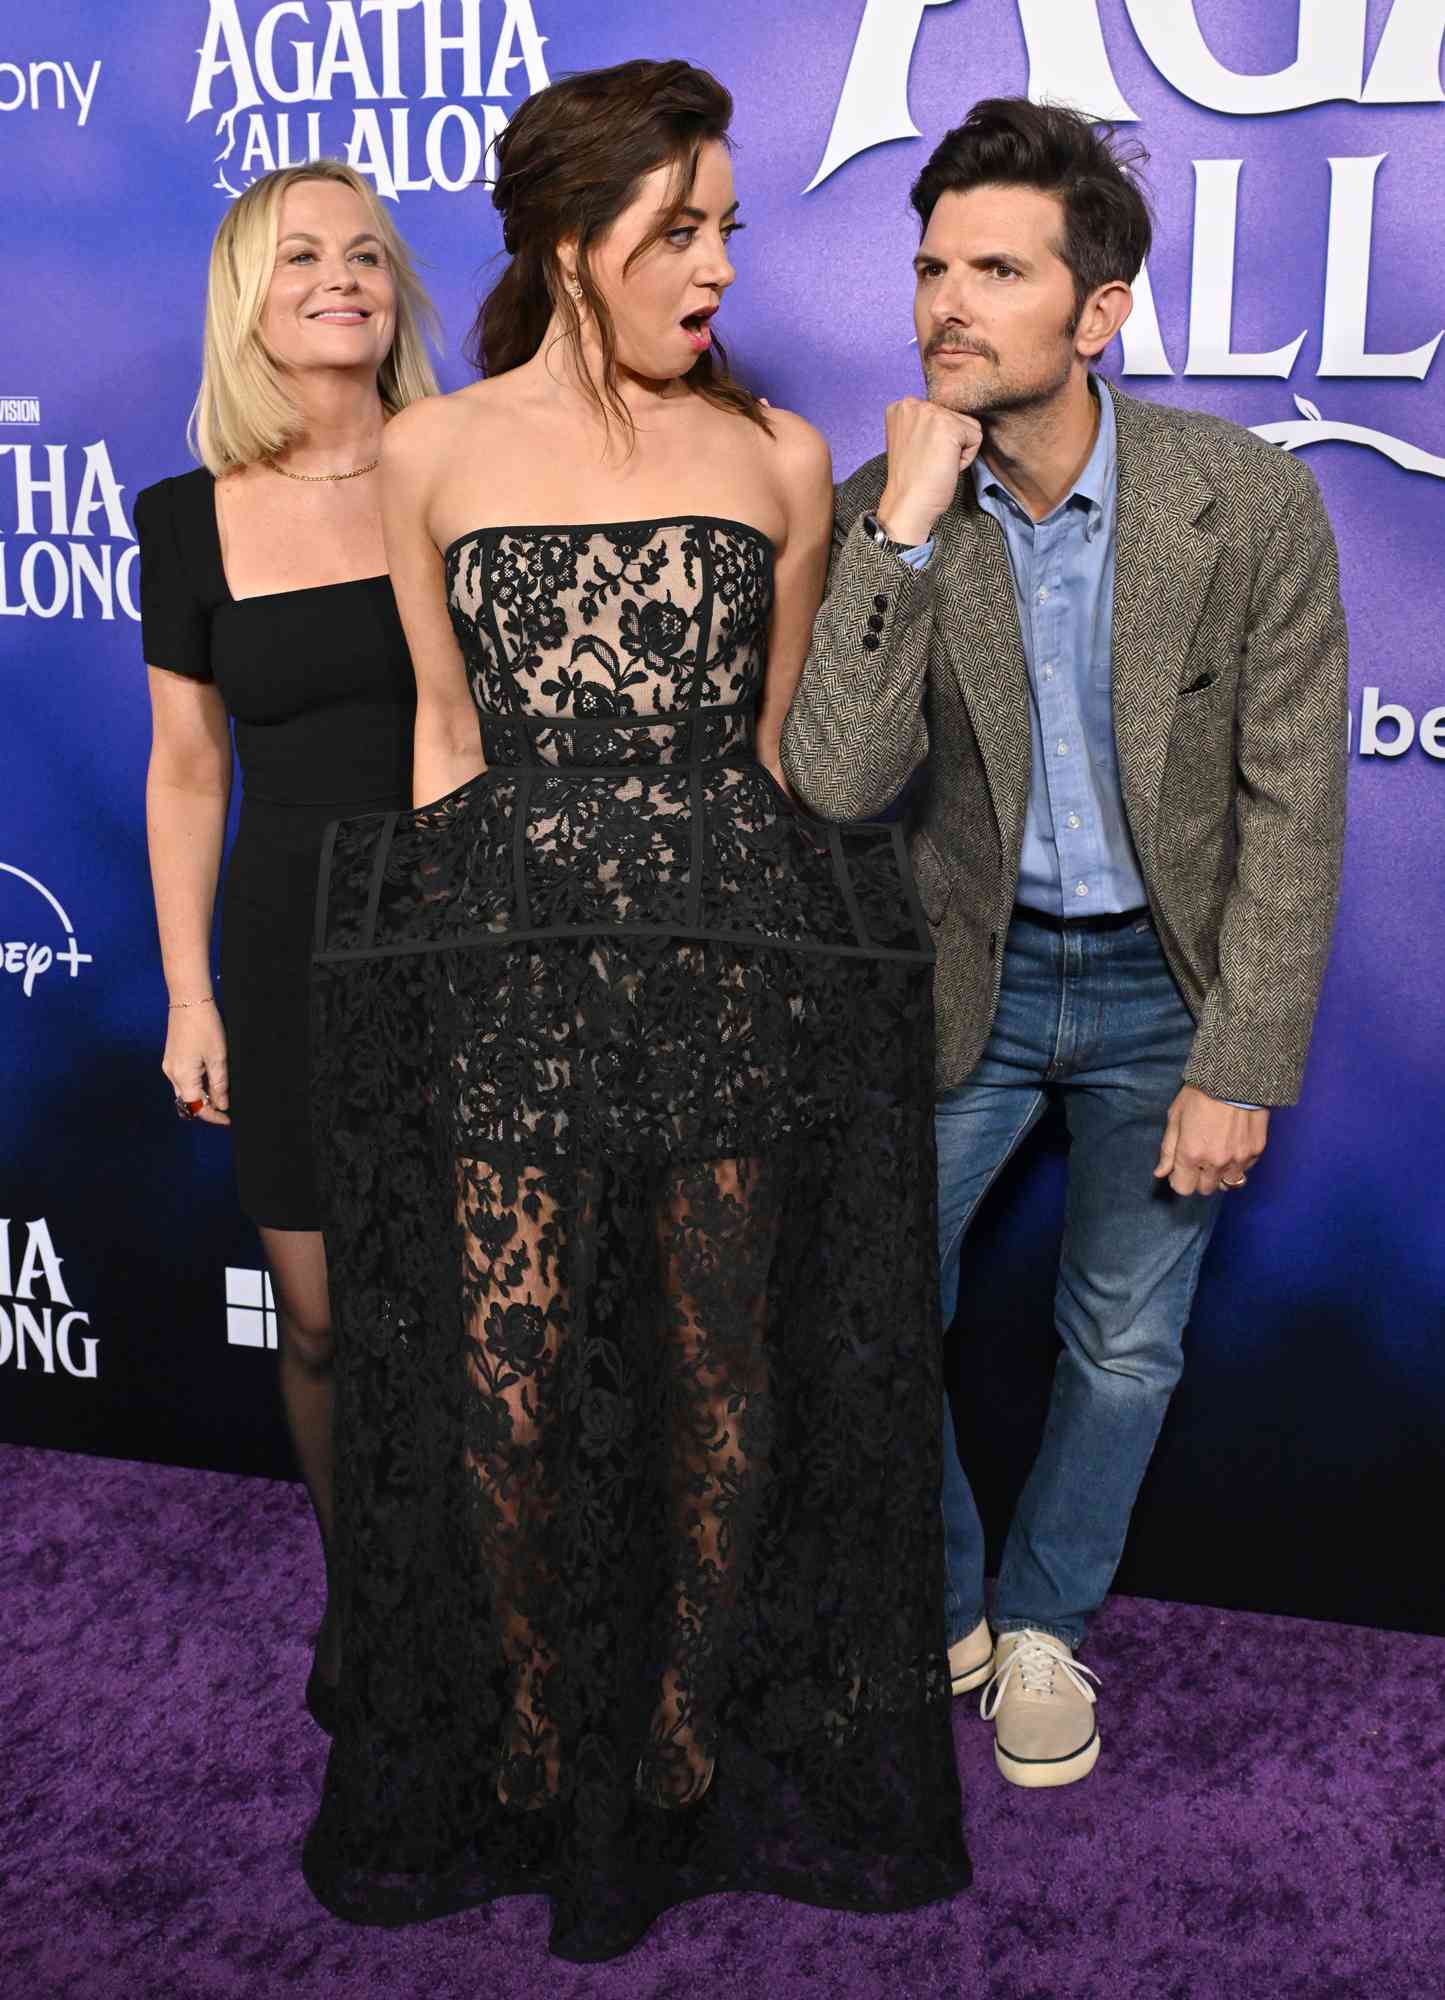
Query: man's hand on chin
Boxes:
[
  {"xmin": 1154, "ymin": 1086, "xmax": 1269, "ymax": 1198},
  {"xmin": 876, "ymin": 398, "xmax": 984, "ymax": 547}
]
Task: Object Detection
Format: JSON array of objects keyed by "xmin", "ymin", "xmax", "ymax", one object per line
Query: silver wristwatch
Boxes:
[{"xmin": 861, "ymin": 512, "xmax": 917, "ymax": 559}]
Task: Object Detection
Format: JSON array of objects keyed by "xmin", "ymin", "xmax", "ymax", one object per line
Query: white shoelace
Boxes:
[{"xmin": 980, "ymin": 1631, "xmax": 1101, "ymax": 1721}]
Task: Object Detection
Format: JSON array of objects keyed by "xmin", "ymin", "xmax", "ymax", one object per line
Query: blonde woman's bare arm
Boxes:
[{"xmin": 145, "ymin": 665, "xmax": 232, "ymax": 1123}]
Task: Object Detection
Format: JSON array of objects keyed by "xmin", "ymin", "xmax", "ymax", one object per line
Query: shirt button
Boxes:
[
  {"xmin": 1042, "ymin": 664, "xmax": 1055, "ymax": 679},
  {"xmin": 1056, "ymin": 740, "xmax": 1069, "ymax": 756},
  {"xmin": 1075, "ymin": 881, "xmax": 1089, "ymax": 898},
  {"xmin": 1067, "ymin": 813, "xmax": 1081, "ymax": 830},
  {"xmin": 1036, "ymin": 587, "xmax": 1049, "ymax": 603}
]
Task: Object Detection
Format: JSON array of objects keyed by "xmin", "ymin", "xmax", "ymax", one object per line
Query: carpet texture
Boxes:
[{"xmin": 2, "ymin": 1444, "xmax": 1440, "ymax": 1999}]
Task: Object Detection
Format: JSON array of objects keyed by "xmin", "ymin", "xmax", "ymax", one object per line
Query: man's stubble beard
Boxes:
[{"xmin": 922, "ymin": 323, "xmax": 1078, "ymax": 424}]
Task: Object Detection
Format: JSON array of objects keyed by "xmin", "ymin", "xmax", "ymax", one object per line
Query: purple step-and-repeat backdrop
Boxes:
[{"xmin": 2, "ymin": 2, "xmax": 1442, "ymax": 1631}]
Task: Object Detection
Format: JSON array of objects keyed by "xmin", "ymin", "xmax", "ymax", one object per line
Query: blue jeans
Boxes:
[{"xmin": 938, "ymin": 910, "xmax": 1221, "ymax": 1651}]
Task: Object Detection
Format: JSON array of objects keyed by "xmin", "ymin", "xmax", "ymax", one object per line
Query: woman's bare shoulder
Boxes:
[
  {"xmin": 756, "ymin": 403, "xmax": 830, "ymax": 467},
  {"xmin": 383, "ymin": 379, "xmax": 519, "ymax": 462},
  {"xmin": 749, "ymin": 404, "xmax": 833, "ymax": 524}
]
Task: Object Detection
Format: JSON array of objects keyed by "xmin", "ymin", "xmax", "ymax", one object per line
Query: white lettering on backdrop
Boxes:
[
  {"xmin": 0, "ymin": 59, "xmax": 102, "ymax": 125},
  {"xmin": 0, "ymin": 1219, "xmax": 98, "ymax": 1380},
  {"xmin": 186, "ymin": 0, "xmax": 552, "ymax": 198},
  {"xmin": 0, "ymin": 442, "xmax": 138, "ymax": 621},
  {"xmin": 0, "ymin": 863, "xmax": 95, "ymax": 996},
  {"xmin": 811, "ymin": 0, "xmax": 1445, "ymax": 191}
]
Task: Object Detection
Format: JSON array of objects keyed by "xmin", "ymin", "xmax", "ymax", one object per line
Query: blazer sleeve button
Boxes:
[
  {"xmin": 866, "ymin": 614, "xmax": 884, "ymax": 633},
  {"xmin": 862, "ymin": 633, "xmax": 881, "ymax": 652},
  {"xmin": 874, "ymin": 595, "xmax": 889, "ymax": 612}
]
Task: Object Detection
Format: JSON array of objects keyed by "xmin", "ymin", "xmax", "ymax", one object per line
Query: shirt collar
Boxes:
[{"xmin": 973, "ymin": 377, "xmax": 1116, "ymax": 539}]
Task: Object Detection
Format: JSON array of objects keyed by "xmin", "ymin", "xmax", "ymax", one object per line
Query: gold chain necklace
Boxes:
[{"xmin": 266, "ymin": 456, "xmax": 380, "ymax": 483}]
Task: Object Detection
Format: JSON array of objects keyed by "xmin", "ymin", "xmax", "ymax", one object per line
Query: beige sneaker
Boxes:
[
  {"xmin": 981, "ymin": 1630, "xmax": 1101, "ymax": 1788},
  {"xmin": 947, "ymin": 1617, "xmax": 995, "ymax": 1696}
]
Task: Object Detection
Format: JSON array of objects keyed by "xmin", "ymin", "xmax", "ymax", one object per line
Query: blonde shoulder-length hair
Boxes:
[{"xmin": 190, "ymin": 160, "xmax": 439, "ymax": 476}]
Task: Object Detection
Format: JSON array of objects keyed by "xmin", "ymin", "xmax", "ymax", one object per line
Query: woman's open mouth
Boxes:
[{"xmin": 680, "ymin": 307, "xmax": 716, "ymax": 353}]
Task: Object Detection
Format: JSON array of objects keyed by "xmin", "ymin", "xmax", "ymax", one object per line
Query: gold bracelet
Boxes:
[{"xmin": 168, "ymin": 995, "xmax": 216, "ymax": 1010}]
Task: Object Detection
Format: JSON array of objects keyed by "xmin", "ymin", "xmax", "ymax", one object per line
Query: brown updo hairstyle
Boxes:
[{"xmin": 469, "ymin": 58, "xmax": 770, "ymax": 439}]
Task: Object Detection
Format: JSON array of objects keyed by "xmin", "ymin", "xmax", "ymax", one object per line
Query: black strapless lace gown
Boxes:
[{"xmin": 305, "ymin": 518, "xmax": 969, "ymax": 1958}]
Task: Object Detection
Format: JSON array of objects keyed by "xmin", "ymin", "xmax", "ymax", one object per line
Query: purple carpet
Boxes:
[{"xmin": 3, "ymin": 1444, "xmax": 1440, "ymax": 1999}]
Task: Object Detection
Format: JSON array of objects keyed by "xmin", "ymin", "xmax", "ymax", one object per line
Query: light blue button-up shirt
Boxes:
[
  {"xmin": 972, "ymin": 381, "xmax": 1146, "ymax": 916},
  {"xmin": 893, "ymin": 384, "xmax": 1146, "ymax": 914}
]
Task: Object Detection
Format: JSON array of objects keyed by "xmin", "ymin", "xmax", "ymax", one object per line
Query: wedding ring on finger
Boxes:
[
  {"xmin": 1221, "ymin": 1173, "xmax": 1248, "ymax": 1190},
  {"xmin": 174, "ymin": 1095, "xmax": 205, "ymax": 1120}
]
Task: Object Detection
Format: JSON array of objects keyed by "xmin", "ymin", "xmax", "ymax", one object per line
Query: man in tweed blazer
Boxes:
[{"xmin": 781, "ymin": 100, "xmax": 1347, "ymax": 1790}]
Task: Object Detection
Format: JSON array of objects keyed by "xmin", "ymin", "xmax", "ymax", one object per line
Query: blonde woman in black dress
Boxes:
[
  {"xmin": 136, "ymin": 161, "xmax": 437, "ymax": 1731},
  {"xmin": 307, "ymin": 63, "xmax": 968, "ymax": 1958}
]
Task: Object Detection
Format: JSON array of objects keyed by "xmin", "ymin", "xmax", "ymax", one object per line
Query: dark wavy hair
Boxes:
[
  {"xmin": 910, "ymin": 98, "xmax": 1152, "ymax": 313},
  {"xmin": 469, "ymin": 58, "xmax": 768, "ymax": 439}
]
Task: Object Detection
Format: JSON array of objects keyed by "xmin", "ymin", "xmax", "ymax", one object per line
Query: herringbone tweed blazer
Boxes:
[{"xmin": 780, "ymin": 384, "xmax": 1349, "ymax": 1106}]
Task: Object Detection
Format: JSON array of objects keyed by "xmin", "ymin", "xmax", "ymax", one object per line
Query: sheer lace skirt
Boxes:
[{"xmin": 305, "ymin": 906, "xmax": 969, "ymax": 1958}]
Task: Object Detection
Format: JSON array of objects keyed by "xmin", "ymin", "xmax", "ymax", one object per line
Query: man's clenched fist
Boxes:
[{"xmin": 876, "ymin": 398, "xmax": 984, "ymax": 547}]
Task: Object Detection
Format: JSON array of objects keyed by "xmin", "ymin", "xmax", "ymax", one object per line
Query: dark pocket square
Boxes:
[{"xmin": 1179, "ymin": 670, "xmax": 1218, "ymax": 696}]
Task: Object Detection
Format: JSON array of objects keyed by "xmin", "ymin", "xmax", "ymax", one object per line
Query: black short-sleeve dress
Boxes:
[{"xmin": 135, "ymin": 467, "xmax": 414, "ymax": 1229}]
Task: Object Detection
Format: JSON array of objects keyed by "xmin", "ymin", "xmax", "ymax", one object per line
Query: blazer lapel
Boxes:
[
  {"xmin": 1110, "ymin": 391, "xmax": 1221, "ymax": 854},
  {"xmin": 932, "ymin": 492, "xmax": 1034, "ymax": 866}
]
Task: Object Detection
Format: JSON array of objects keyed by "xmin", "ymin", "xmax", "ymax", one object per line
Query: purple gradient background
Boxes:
[{"xmin": 1, "ymin": 0, "xmax": 1441, "ymax": 1626}]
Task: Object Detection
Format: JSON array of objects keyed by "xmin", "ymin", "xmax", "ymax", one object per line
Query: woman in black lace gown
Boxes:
[{"xmin": 306, "ymin": 60, "xmax": 969, "ymax": 1958}]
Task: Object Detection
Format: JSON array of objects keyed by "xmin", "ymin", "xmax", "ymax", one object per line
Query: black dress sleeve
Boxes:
[{"xmin": 135, "ymin": 477, "xmax": 215, "ymax": 683}]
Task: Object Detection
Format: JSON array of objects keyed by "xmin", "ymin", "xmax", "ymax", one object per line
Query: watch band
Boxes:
[{"xmin": 861, "ymin": 511, "xmax": 916, "ymax": 559}]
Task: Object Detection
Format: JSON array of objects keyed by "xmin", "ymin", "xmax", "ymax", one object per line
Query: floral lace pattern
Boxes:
[{"xmin": 306, "ymin": 520, "xmax": 969, "ymax": 1957}]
